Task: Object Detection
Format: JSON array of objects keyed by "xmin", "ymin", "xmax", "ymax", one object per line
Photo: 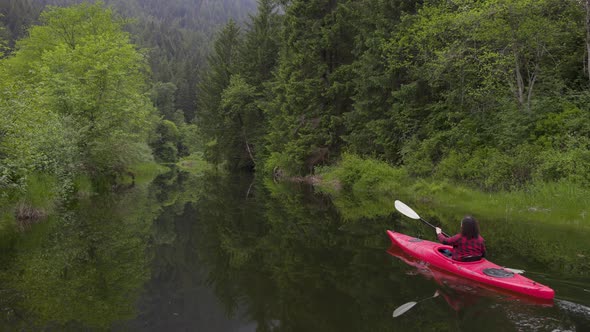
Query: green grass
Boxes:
[
  {"xmin": 420, "ymin": 180, "xmax": 590, "ymax": 228},
  {"xmin": 128, "ymin": 162, "xmax": 170, "ymax": 185},
  {"xmin": 176, "ymin": 153, "xmax": 213, "ymax": 175},
  {"xmin": 74, "ymin": 175, "xmax": 93, "ymax": 197},
  {"xmin": 22, "ymin": 173, "xmax": 57, "ymax": 211},
  {"xmin": 317, "ymin": 154, "xmax": 590, "ymax": 228}
]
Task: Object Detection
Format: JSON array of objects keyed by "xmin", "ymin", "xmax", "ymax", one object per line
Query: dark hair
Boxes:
[{"xmin": 460, "ymin": 216, "xmax": 480, "ymax": 239}]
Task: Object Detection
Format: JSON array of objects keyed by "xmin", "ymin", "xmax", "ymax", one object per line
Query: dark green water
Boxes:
[{"xmin": 1, "ymin": 170, "xmax": 590, "ymax": 331}]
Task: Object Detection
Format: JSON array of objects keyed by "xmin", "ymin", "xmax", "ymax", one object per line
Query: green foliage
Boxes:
[
  {"xmin": 127, "ymin": 162, "xmax": 170, "ymax": 185},
  {"xmin": 239, "ymin": 0, "xmax": 282, "ymax": 87},
  {"xmin": 151, "ymin": 120, "xmax": 181, "ymax": 163},
  {"xmin": 219, "ymin": 74, "xmax": 263, "ymax": 167},
  {"xmin": 196, "ymin": 20, "xmax": 242, "ymax": 166},
  {"xmin": 364, "ymin": 0, "xmax": 586, "ymax": 189},
  {"xmin": 436, "ymin": 146, "xmax": 538, "ymax": 191},
  {"xmin": 20, "ymin": 173, "xmax": 58, "ymax": 212},
  {"xmin": 0, "ymin": 0, "xmax": 259, "ymax": 121},
  {"xmin": 176, "ymin": 153, "xmax": 213, "ymax": 174},
  {"xmin": 197, "ymin": 1, "xmax": 281, "ymax": 170},
  {"xmin": 534, "ymin": 144, "xmax": 590, "ymax": 186},
  {"xmin": 262, "ymin": 0, "xmax": 359, "ymax": 175},
  {"xmin": 318, "ymin": 154, "xmax": 410, "ymax": 197},
  {"xmin": 151, "ymin": 82, "xmax": 178, "ymax": 121},
  {"xmin": 0, "ymin": 2, "xmax": 158, "ymax": 198},
  {"xmin": 263, "ymin": 151, "xmax": 302, "ymax": 175}
]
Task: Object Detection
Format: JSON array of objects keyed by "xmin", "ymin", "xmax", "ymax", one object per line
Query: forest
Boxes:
[
  {"xmin": 196, "ymin": 0, "xmax": 590, "ymax": 192},
  {"xmin": 2, "ymin": 0, "xmax": 590, "ymax": 218}
]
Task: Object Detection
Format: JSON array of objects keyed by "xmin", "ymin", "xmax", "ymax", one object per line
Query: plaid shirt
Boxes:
[{"xmin": 437, "ymin": 233, "xmax": 486, "ymax": 261}]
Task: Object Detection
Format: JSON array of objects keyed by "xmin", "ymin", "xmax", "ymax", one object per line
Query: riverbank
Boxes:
[
  {"xmin": 0, "ymin": 162, "xmax": 169, "ymax": 233},
  {"xmin": 315, "ymin": 154, "xmax": 590, "ymax": 275},
  {"xmin": 176, "ymin": 153, "xmax": 214, "ymax": 175},
  {"xmin": 315, "ymin": 154, "xmax": 590, "ymax": 227}
]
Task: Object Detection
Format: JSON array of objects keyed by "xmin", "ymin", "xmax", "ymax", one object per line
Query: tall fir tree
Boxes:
[
  {"xmin": 196, "ymin": 20, "xmax": 242, "ymax": 167},
  {"xmin": 264, "ymin": 0, "xmax": 357, "ymax": 175}
]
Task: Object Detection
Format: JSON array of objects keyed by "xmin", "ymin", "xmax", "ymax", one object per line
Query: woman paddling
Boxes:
[{"xmin": 435, "ymin": 216, "xmax": 486, "ymax": 262}]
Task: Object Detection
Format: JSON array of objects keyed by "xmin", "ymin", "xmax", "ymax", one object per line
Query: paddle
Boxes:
[
  {"xmin": 394, "ymin": 200, "xmax": 450, "ymax": 237},
  {"xmin": 504, "ymin": 267, "xmax": 525, "ymax": 274},
  {"xmin": 392, "ymin": 290, "xmax": 440, "ymax": 318},
  {"xmin": 394, "ymin": 200, "xmax": 525, "ymax": 275}
]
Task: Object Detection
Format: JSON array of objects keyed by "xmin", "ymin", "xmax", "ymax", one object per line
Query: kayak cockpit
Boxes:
[{"xmin": 436, "ymin": 247, "xmax": 484, "ymax": 263}]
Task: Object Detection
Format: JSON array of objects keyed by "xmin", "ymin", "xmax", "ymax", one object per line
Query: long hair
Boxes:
[{"xmin": 460, "ymin": 216, "xmax": 480, "ymax": 239}]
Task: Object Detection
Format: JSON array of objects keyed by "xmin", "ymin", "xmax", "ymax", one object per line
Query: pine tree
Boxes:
[
  {"xmin": 264, "ymin": 0, "xmax": 357, "ymax": 175},
  {"xmin": 196, "ymin": 20, "xmax": 242, "ymax": 166}
]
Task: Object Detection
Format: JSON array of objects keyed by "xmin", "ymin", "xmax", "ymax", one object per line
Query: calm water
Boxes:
[{"xmin": 1, "ymin": 170, "xmax": 590, "ymax": 331}]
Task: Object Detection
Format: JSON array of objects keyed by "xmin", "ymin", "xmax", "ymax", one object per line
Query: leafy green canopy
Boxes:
[{"xmin": 0, "ymin": 2, "xmax": 157, "ymax": 188}]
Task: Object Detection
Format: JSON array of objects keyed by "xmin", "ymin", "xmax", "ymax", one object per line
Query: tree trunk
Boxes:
[
  {"xmin": 513, "ymin": 45, "xmax": 525, "ymax": 109},
  {"xmin": 238, "ymin": 114, "xmax": 256, "ymax": 166}
]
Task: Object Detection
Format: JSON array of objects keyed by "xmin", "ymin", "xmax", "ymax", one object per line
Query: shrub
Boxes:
[
  {"xmin": 535, "ymin": 147, "xmax": 590, "ymax": 186},
  {"xmin": 318, "ymin": 153, "xmax": 410, "ymax": 196},
  {"xmin": 437, "ymin": 145, "xmax": 540, "ymax": 191},
  {"xmin": 401, "ymin": 137, "xmax": 438, "ymax": 178}
]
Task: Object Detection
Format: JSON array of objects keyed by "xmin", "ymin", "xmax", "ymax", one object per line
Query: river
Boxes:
[{"xmin": 1, "ymin": 169, "xmax": 589, "ymax": 331}]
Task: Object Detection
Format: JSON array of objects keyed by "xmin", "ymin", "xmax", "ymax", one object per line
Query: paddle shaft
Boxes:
[
  {"xmin": 419, "ymin": 217, "xmax": 450, "ymax": 237},
  {"xmin": 394, "ymin": 200, "xmax": 451, "ymax": 237}
]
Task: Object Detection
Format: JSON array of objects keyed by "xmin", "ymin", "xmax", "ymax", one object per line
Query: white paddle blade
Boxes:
[
  {"xmin": 504, "ymin": 268, "xmax": 525, "ymax": 274},
  {"xmin": 394, "ymin": 200, "xmax": 421, "ymax": 220},
  {"xmin": 392, "ymin": 301, "xmax": 417, "ymax": 318}
]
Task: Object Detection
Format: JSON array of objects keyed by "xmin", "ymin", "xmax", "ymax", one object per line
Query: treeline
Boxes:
[
  {"xmin": 3, "ymin": 0, "xmax": 590, "ymax": 201},
  {"xmin": 199, "ymin": 0, "xmax": 590, "ymax": 191}
]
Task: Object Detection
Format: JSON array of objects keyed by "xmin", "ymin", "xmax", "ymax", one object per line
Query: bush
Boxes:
[
  {"xmin": 151, "ymin": 120, "xmax": 180, "ymax": 163},
  {"xmin": 401, "ymin": 137, "xmax": 438, "ymax": 178},
  {"xmin": 318, "ymin": 153, "xmax": 410, "ymax": 196},
  {"xmin": 437, "ymin": 145, "xmax": 540, "ymax": 191},
  {"xmin": 535, "ymin": 146, "xmax": 590, "ymax": 186}
]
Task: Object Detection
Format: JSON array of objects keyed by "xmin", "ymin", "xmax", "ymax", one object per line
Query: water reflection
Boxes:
[
  {"xmin": 1, "ymin": 170, "xmax": 590, "ymax": 331},
  {"xmin": 1, "ymin": 180, "xmax": 156, "ymax": 329}
]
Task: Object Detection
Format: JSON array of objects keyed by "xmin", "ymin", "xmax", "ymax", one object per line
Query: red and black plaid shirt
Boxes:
[{"xmin": 437, "ymin": 233, "xmax": 486, "ymax": 261}]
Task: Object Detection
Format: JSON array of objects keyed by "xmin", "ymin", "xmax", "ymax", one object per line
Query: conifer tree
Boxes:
[
  {"xmin": 264, "ymin": 0, "xmax": 357, "ymax": 174},
  {"xmin": 196, "ymin": 20, "xmax": 242, "ymax": 166}
]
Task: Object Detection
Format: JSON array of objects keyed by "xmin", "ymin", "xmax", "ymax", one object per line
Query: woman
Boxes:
[{"xmin": 435, "ymin": 216, "xmax": 486, "ymax": 262}]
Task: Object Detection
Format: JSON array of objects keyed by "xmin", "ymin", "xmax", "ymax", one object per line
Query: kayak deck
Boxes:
[{"xmin": 387, "ymin": 230, "xmax": 555, "ymax": 300}]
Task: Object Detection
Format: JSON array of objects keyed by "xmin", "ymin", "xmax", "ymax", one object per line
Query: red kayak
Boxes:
[
  {"xmin": 387, "ymin": 244, "xmax": 553, "ymax": 307},
  {"xmin": 387, "ymin": 230, "xmax": 555, "ymax": 300}
]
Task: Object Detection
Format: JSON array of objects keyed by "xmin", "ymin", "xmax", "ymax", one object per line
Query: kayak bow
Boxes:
[{"xmin": 387, "ymin": 230, "xmax": 555, "ymax": 300}]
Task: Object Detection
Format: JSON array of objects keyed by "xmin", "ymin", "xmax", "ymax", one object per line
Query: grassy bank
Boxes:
[
  {"xmin": 317, "ymin": 154, "xmax": 590, "ymax": 227},
  {"xmin": 128, "ymin": 162, "xmax": 170, "ymax": 186},
  {"xmin": 0, "ymin": 173, "xmax": 57, "ymax": 233},
  {"xmin": 315, "ymin": 154, "xmax": 590, "ymax": 275},
  {"xmin": 176, "ymin": 153, "xmax": 214, "ymax": 175},
  {"xmin": 0, "ymin": 162, "xmax": 169, "ymax": 233}
]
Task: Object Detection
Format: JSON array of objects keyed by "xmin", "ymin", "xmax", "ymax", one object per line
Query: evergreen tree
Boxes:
[
  {"xmin": 264, "ymin": 0, "xmax": 357, "ymax": 175},
  {"xmin": 344, "ymin": 0, "xmax": 421, "ymax": 163},
  {"xmin": 239, "ymin": 0, "xmax": 282, "ymax": 87},
  {"xmin": 196, "ymin": 20, "xmax": 242, "ymax": 167}
]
